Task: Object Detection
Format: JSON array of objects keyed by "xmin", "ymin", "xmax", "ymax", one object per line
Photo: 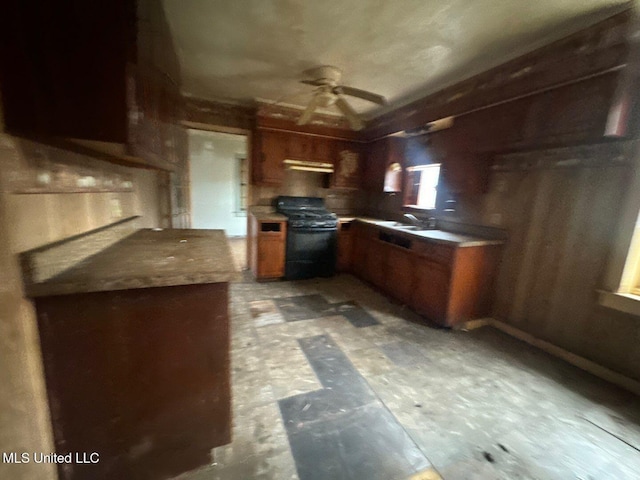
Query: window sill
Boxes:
[
  {"xmin": 403, "ymin": 205, "xmax": 437, "ymax": 212},
  {"xmin": 598, "ymin": 290, "xmax": 640, "ymax": 316}
]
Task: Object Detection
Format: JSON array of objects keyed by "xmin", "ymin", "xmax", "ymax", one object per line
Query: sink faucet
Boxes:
[
  {"xmin": 403, "ymin": 213, "xmax": 421, "ymax": 227},
  {"xmin": 404, "ymin": 213, "xmax": 422, "ymax": 227},
  {"xmin": 403, "ymin": 213, "xmax": 437, "ymax": 229}
]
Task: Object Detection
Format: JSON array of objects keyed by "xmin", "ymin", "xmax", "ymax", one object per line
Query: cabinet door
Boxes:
[
  {"xmin": 312, "ymin": 137, "xmax": 334, "ymax": 163},
  {"xmin": 334, "ymin": 142, "xmax": 362, "ymax": 189},
  {"xmin": 337, "ymin": 223, "xmax": 353, "ymax": 272},
  {"xmin": 365, "ymin": 239, "xmax": 387, "ymax": 288},
  {"xmin": 257, "ymin": 235, "xmax": 285, "ymax": 278},
  {"xmin": 257, "ymin": 131, "xmax": 285, "ymax": 185},
  {"xmin": 411, "ymin": 259, "xmax": 451, "ymax": 325},
  {"xmin": 352, "ymin": 225, "xmax": 370, "ymax": 278},
  {"xmin": 286, "ymin": 133, "xmax": 311, "ymax": 160},
  {"xmin": 363, "ymin": 139, "xmax": 387, "ymax": 191},
  {"xmin": 535, "ymin": 72, "xmax": 617, "ymax": 146},
  {"xmin": 385, "ymin": 246, "xmax": 415, "ymax": 305}
]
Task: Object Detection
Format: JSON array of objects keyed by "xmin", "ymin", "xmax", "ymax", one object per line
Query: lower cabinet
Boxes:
[
  {"xmin": 366, "ymin": 239, "xmax": 387, "ymax": 289},
  {"xmin": 348, "ymin": 221, "xmax": 502, "ymax": 327},
  {"xmin": 248, "ymin": 214, "xmax": 286, "ymax": 279},
  {"xmin": 337, "ymin": 220, "xmax": 354, "ymax": 272},
  {"xmin": 385, "ymin": 245, "xmax": 415, "ymax": 306},
  {"xmin": 412, "ymin": 259, "xmax": 450, "ymax": 324},
  {"xmin": 34, "ymin": 283, "xmax": 231, "ymax": 480},
  {"xmin": 351, "ymin": 222, "xmax": 372, "ymax": 278}
]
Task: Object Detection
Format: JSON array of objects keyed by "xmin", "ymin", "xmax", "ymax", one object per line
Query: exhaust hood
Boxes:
[{"xmin": 283, "ymin": 159, "xmax": 334, "ymax": 173}]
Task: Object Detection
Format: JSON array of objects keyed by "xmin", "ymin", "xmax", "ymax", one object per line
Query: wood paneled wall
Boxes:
[{"xmin": 460, "ymin": 144, "xmax": 640, "ymax": 379}]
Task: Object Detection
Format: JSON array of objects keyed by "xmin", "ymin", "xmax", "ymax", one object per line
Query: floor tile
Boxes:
[
  {"xmin": 334, "ymin": 301, "xmax": 380, "ymax": 328},
  {"xmin": 286, "ymin": 403, "xmax": 431, "ymax": 480},
  {"xmin": 250, "ymin": 300, "xmax": 285, "ymax": 327},
  {"xmin": 274, "ymin": 294, "xmax": 336, "ymax": 322}
]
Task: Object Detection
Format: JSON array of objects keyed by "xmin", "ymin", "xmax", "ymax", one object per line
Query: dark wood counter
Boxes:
[{"xmin": 25, "ymin": 228, "xmax": 237, "ymax": 480}]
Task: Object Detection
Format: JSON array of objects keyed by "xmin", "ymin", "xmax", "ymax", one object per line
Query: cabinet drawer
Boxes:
[
  {"xmin": 413, "ymin": 241, "xmax": 454, "ymax": 264},
  {"xmin": 257, "ymin": 221, "xmax": 286, "ymax": 238}
]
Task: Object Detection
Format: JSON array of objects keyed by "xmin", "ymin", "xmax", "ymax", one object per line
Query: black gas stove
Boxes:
[{"xmin": 276, "ymin": 196, "xmax": 338, "ymax": 279}]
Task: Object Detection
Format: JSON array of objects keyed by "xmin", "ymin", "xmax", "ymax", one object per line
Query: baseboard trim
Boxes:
[{"xmin": 487, "ymin": 318, "xmax": 640, "ymax": 397}]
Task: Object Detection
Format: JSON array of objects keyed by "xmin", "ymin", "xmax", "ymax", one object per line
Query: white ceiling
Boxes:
[{"xmin": 162, "ymin": 0, "xmax": 631, "ymax": 119}]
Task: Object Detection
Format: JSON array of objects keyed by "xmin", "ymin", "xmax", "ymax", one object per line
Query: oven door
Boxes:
[{"xmin": 285, "ymin": 227, "xmax": 337, "ymax": 280}]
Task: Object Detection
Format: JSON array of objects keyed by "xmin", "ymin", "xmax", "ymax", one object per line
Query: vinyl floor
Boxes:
[{"xmin": 174, "ymin": 272, "xmax": 640, "ymax": 480}]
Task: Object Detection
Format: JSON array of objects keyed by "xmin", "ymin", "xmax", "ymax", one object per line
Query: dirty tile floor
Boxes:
[{"xmin": 175, "ymin": 272, "xmax": 640, "ymax": 480}]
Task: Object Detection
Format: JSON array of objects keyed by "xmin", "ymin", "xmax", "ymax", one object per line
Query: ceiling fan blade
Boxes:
[
  {"xmin": 335, "ymin": 86, "xmax": 386, "ymax": 105},
  {"xmin": 300, "ymin": 79, "xmax": 325, "ymax": 87},
  {"xmin": 297, "ymin": 94, "xmax": 319, "ymax": 125},
  {"xmin": 335, "ymin": 96, "xmax": 364, "ymax": 130}
]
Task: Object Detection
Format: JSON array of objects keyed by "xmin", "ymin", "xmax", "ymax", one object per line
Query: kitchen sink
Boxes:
[{"xmin": 376, "ymin": 220, "xmax": 404, "ymax": 226}]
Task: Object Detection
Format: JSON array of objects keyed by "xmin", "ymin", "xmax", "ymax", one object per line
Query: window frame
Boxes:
[
  {"xmin": 599, "ymin": 148, "xmax": 640, "ymax": 316},
  {"xmin": 402, "ymin": 163, "xmax": 442, "ymax": 211}
]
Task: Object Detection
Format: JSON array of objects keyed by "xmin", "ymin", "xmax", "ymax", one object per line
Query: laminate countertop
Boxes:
[
  {"xmin": 26, "ymin": 229, "xmax": 241, "ymax": 297},
  {"xmin": 354, "ymin": 218, "xmax": 504, "ymax": 247},
  {"xmin": 250, "ymin": 212, "xmax": 288, "ymax": 222}
]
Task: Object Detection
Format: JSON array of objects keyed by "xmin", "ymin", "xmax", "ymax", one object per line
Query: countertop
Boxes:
[
  {"xmin": 250, "ymin": 211, "xmax": 288, "ymax": 222},
  {"xmin": 26, "ymin": 229, "xmax": 241, "ymax": 297},
  {"xmin": 354, "ymin": 218, "xmax": 504, "ymax": 247}
]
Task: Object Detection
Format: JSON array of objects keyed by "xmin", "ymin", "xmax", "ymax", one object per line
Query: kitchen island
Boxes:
[{"xmin": 23, "ymin": 227, "xmax": 239, "ymax": 480}]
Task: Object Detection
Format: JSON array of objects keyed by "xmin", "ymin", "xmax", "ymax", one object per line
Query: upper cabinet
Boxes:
[
  {"xmin": 0, "ymin": 0, "xmax": 185, "ymax": 171},
  {"xmin": 251, "ymin": 129, "xmax": 363, "ymax": 188},
  {"xmin": 363, "ymin": 137, "xmax": 406, "ymax": 192},
  {"xmin": 333, "ymin": 141, "xmax": 362, "ymax": 189},
  {"xmin": 252, "ymin": 130, "xmax": 287, "ymax": 186},
  {"xmin": 0, "ymin": 0, "xmax": 136, "ymax": 143},
  {"xmin": 427, "ymin": 129, "xmax": 489, "ymax": 196}
]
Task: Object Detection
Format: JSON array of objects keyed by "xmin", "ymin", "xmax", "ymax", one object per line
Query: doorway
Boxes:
[{"xmin": 188, "ymin": 129, "xmax": 248, "ymax": 269}]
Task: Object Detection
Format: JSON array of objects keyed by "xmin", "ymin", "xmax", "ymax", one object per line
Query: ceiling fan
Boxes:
[{"xmin": 297, "ymin": 65, "xmax": 387, "ymax": 131}]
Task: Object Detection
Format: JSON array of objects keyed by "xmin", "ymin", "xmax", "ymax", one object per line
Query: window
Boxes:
[
  {"xmin": 598, "ymin": 167, "xmax": 640, "ymax": 316},
  {"xmin": 618, "ymin": 212, "xmax": 640, "ymax": 295},
  {"xmin": 403, "ymin": 164, "xmax": 441, "ymax": 210}
]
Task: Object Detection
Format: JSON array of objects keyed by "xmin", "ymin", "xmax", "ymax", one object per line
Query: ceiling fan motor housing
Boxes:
[
  {"xmin": 316, "ymin": 88, "xmax": 337, "ymax": 107},
  {"xmin": 306, "ymin": 65, "xmax": 342, "ymax": 85}
]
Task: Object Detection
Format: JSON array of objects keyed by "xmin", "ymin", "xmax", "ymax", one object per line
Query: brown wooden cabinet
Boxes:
[
  {"xmin": 34, "ymin": 282, "xmax": 231, "ymax": 480},
  {"xmin": 252, "ymin": 131, "xmax": 362, "ymax": 187},
  {"xmin": 428, "ymin": 130, "xmax": 489, "ymax": 196},
  {"xmin": 534, "ymin": 72, "xmax": 618, "ymax": 146},
  {"xmin": 248, "ymin": 213, "xmax": 286, "ymax": 279},
  {"xmin": 365, "ymin": 239, "xmax": 388, "ymax": 288},
  {"xmin": 312, "ymin": 137, "xmax": 334, "ymax": 163},
  {"xmin": 385, "ymin": 245, "xmax": 415, "ymax": 305},
  {"xmin": 412, "ymin": 259, "xmax": 451, "ymax": 323},
  {"xmin": 349, "ymin": 221, "xmax": 502, "ymax": 327},
  {"xmin": 352, "ymin": 222, "xmax": 373, "ymax": 278},
  {"xmin": 252, "ymin": 130, "xmax": 286, "ymax": 186},
  {"xmin": 337, "ymin": 220, "xmax": 354, "ymax": 272},
  {"xmin": 0, "ymin": 1, "xmax": 135, "ymax": 142},
  {"xmin": 286, "ymin": 134, "xmax": 312, "ymax": 160},
  {"xmin": 363, "ymin": 137, "xmax": 406, "ymax": 192}
]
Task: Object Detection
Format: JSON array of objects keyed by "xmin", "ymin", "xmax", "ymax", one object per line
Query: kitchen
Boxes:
[{"xmin": 2, "ymin": 1, "xmax": 640, "ymax": 479}]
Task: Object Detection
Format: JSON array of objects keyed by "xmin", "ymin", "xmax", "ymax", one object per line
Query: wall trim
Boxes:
[{"xmin": 480, "ymin": 318, "xmax": 640, "ymax": 397}]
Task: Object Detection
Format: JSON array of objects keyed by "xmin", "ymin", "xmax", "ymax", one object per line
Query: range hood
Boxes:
[{"xmin": 283, "ymin": 159, "xmax": 334, "ymax": 173}]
